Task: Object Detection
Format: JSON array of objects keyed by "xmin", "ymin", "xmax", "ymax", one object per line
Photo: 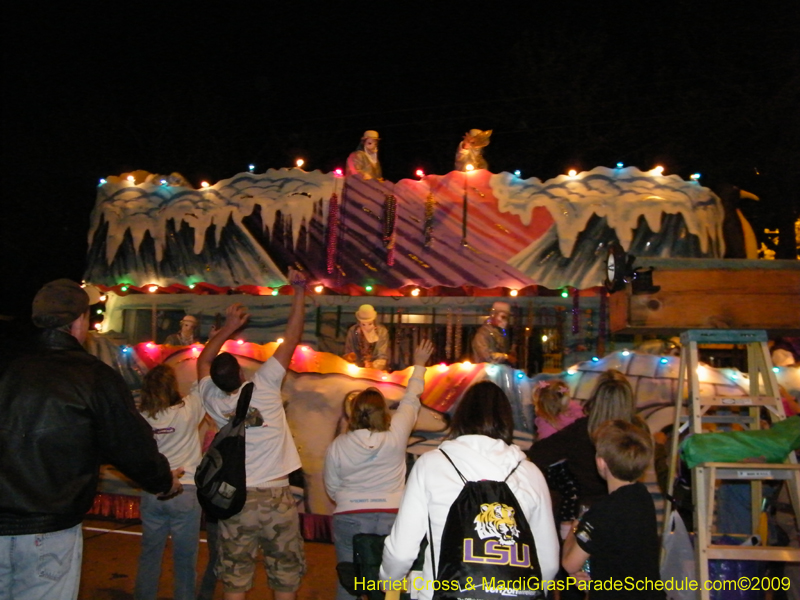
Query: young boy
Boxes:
[{"xmin": 562, "ymin": 419, "xmax": 665, "ymax": 599}]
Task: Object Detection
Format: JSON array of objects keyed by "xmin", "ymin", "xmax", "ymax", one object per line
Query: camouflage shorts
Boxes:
[{"xmin": 217, "ymin": 486, "xmax": 306, "ymax": 593}]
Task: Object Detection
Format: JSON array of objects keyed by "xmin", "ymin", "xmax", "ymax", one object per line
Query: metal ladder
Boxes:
[{"xmin": 664, "ymin": 330, "xmax": 800, "ymax": 599}]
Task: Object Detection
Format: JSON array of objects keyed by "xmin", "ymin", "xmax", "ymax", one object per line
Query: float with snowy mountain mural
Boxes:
[
  {"xmin": 84, "ymin": 165, "xmax": 800, "ymax": 531},
  {"xmin": 85, "ymin": 166, "xmax": 725, "ymax": 292}
]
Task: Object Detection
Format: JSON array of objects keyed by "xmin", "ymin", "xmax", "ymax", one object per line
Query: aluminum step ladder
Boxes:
[{"xmin": 664, "ymin": 330, "xmax": 800, "ymax": 599}]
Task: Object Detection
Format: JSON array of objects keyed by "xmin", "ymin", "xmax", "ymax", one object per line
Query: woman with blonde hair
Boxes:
[
  {"xmin": 528, "ymin": 369, "xmax": 643, "ymax": 525},
  {"xmin": 135, "ymin": 363, "xmax": 205, "ymax": 600},
  {"xmin": 324, "ymin": 340, "xmax": 434, "ymax": 600}
]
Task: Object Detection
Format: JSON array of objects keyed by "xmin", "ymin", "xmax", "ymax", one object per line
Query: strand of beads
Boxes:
[
  {"xmin": 326, "ymin": 192, "xmax": 339, "ymax": 274},
  {"xmin": 572, "ymin": 288, "xmax": 580, "ymax": 335},
  {"xmin": 445, "ymin": 308, "xmax": 453, "ymax": 360},
  {"xmin": 424, "ymin": 192, "xmax": 435, "ymax": 247},
  {"xmin": 454, "ymin": 309, "xmax": 463, "ymax": 360}
]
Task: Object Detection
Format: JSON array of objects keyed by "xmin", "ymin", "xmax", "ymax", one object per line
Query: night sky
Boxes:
[{"xmin": 3, "ymin": 2, "xmax": 798, "ymax": 319}]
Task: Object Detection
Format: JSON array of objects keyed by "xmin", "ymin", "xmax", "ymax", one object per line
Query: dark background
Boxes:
[{"xmin": 3, "ymin": 1, "xmax": 798, "ymax": 319}]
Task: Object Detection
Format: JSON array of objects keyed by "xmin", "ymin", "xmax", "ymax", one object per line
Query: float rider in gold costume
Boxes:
[
  {"xmin": 346, "ymin": 130, "xmax": 383, "ymax": 180},
  {"xmin": 455, "ymin": 128, "xmax": 492, "ymax": 171}
]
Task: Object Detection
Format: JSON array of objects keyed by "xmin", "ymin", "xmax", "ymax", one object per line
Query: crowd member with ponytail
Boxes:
[{"xmin": 324, "ymin": 340, "xmax": 433, "ymax": 600}]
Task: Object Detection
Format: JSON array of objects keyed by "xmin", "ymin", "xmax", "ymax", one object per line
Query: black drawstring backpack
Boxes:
[
  {"xmin": 195, "ymin": 382, "xmax": 254, "ymax": 520},
  {"xmin": 430, "ymin": 450, "xmax": 545, "ymax": 599}
]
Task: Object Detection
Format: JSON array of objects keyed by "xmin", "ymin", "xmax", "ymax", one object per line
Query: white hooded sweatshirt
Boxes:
[
  {"xmin": 379, "ymin": 435, "xmax": 560, "ymax": 600},
  {"xmin": 324, "ymin": 365, "xmax": 425, "ymax": 513}
]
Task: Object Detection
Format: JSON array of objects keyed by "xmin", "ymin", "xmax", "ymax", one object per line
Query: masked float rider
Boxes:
[
  {"xmin": 343, "ymin": 304, "xmax": 390, "ymax": 370},
  {"xmin": 472, "ymin": 301, "xmax": 515, "ymax": 365}
]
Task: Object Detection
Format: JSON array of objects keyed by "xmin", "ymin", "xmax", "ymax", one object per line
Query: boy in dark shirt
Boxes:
[{"xmin": 562, "ymin": 419, "xmax": 665, "ymax": 599}]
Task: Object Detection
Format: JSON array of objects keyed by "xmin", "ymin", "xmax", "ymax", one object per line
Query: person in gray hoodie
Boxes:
[{"xmin": 324, "ymin": 339, "xmax": 434, "ymax": 600}]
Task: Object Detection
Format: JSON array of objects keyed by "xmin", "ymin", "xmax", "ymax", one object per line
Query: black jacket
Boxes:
[
  {"xmin": 0, "ymin": 329, "xmax": 172, "ymax": 535},
  {"xmin": 527, "ymin": 416, "xmax": 607, "ymax": 502}
]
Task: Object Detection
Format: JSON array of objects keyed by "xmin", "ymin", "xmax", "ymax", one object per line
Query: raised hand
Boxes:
[
  {"xmin": 413, "ymin": 339, "xmax": 435, "ymax": 366},
  {"xmin": 287, "ymin": 267, "xmax": 307, "ymax": 292},
  {"xmin": 223, "ymin": 303, "xmax": 250, "ymax": 333}
]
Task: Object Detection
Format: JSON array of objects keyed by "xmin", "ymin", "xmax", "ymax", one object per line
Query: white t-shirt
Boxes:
[
  {"xmin": 142, "ymin": 384, "xmax": 205, "ymax": 485},
  {"xmin": 199, "ymin": 357, "xmax": 301, "ymax": 488}
]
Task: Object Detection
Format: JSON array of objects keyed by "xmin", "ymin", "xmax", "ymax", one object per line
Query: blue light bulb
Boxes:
[
  {"xmin": 616, "ymin": 163, "xmax": 623, "ymax": 169},
  {"xmin": 514, "ymin": 170, "xmax": 521, "ymax": 177}
]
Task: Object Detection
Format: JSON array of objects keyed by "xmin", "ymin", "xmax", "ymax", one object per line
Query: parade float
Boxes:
[{"xmin": 83, "ymin": 161, "xmax": 800, "ymax": 534}]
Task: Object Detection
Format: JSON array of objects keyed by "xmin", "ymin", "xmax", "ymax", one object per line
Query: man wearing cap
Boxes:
[
  {"xmin": 455, "ymin": 128, "xmax": 492, "ymax": 171},
  {"xmin": 472, "ymin": 301, "xmax": 515, "ymax": 365},
  {"xmin": 343, "ymin": 304, "xmax": 390, "ymax": 370},
  {"xmin": 165, "ymin": 314, "xmax": 200, "ymax": 346},
  {"xmin": 0, "ymin": 279, "xmax": 180, "ymax": 600},
  {"xmin": 346, "ymin": 130, "xmax": 383, "ymax": 180}
]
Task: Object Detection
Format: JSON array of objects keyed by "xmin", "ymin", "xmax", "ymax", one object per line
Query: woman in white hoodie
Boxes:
[
  {"xmin": 135, "ymin": 363, "xmax": 205, "ymax": 600},
  {"xmin": 324, "ymin": 339, "xmax": 434, "ymax": 600},
  {"xmin": 379, "ymin": 381, "xmax": 560, "ymax": 600}
]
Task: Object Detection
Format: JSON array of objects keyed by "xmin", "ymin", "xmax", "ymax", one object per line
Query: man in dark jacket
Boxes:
[
  {"xmin": 472, "ymin": 301, "xmax": 515, "ymax": 365},
  {"xmin": 0, "ymin": 279, "xmax": 180, "ymax": 600}
]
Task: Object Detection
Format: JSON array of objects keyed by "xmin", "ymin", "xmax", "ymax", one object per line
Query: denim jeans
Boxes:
[
  {"xmin": 0, "ymin": 523, "xmax": 83, "ymax": 600},
  {"xmin": 134, "ymin": 485, "xmax": 202, "ymax": 600},
  {"xmin": 333, "ymin": 511, "xmax": 397, "ymax": 600}
]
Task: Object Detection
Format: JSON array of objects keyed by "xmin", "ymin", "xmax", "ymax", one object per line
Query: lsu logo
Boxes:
[{"xmin": 474, "ymin": 503, "xmax": 520, "ymax": 545}]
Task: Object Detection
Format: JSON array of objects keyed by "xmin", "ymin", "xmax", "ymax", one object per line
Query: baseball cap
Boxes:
[{"xmin": 31, "ymin": 279, "xmax": 92, "ymax": 328}]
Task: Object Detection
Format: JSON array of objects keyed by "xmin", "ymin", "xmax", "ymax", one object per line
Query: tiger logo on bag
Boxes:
[
  {"xmin": 474, "ymin": 502, "xmax": 520, "ymax": 545},
  {"xmin": 435, "ymin": 451, "xmax": 544, "ymax": 599}
]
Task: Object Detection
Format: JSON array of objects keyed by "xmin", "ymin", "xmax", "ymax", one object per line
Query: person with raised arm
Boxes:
[
  {"xmin": 196, "ymin": 268, "xmax": 308, "ymax": 600},
  {"xmin": 325, "ymin": 339, "xmax": 434, "ymax": 600}
]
